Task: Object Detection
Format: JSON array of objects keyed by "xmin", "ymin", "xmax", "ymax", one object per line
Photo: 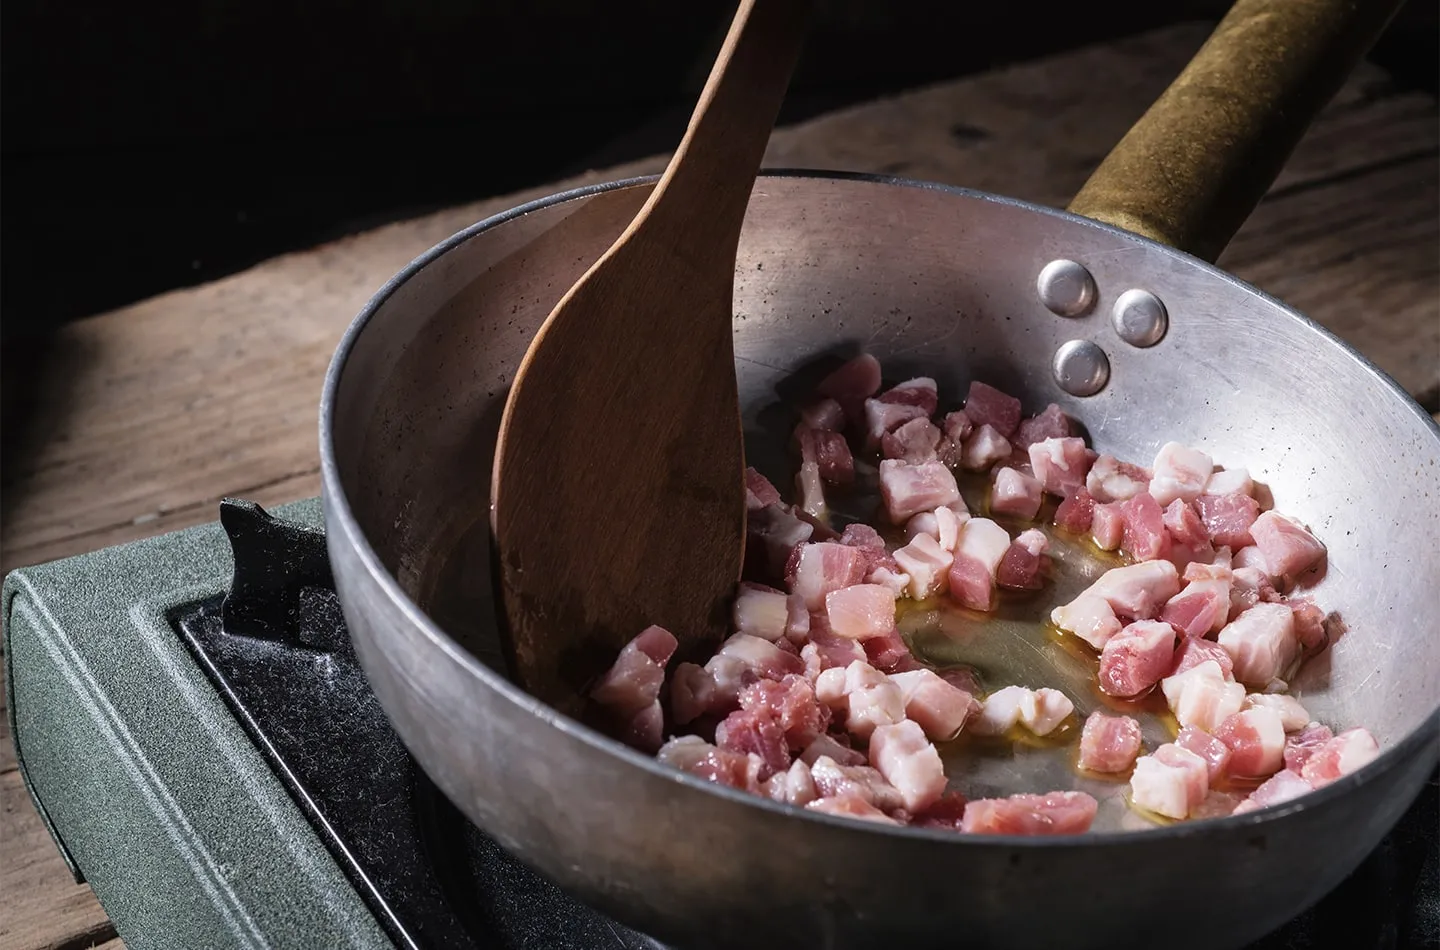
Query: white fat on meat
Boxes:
[
  {"xmin": 1249, "ymin": 511, "xmax": 1327, "ymax": 579},
  {"xmin": 878, "ymin": 459, "xmax": 962, "ymax": 524},
  {"xmin": 806, "ymin": 795, "xmax": 900, "ymax": 824},
  {"xmin": 808, "ymin": 755, "xmax": 906, "ymax": 812},
  {"xmin": 789, "ymin": 542, "xmax": 869, "ymax": 610},
  {"xmin": 1175, "ymin": 725, "xmax": 1232, "ymax": 782},
  {"xmin": 969, "ymin": 685, "xmax": 1073, "ymax": 737},
  {"xmin": 948, "ymin": 517, "xmax": 1013, "ymax": 611},
  {"xmin": 1243, "ymin": 693, "xmax": 1312, "ymax": 733},
  {"xmin": 1081, "ymin": 559, "xmax": 1181, "ymax": 620},
  {"xmin": 866, "ymin": 566, "xmax": 912, "ymax": 598},
  {"xmin": 1217, "ymin": 602, "xmax": 1298, "ymax": 687},
  {"xmin": 799, "ymin": 734, "xmax": 867, "ymax": 768},
  {"xmin": 1232, "ymin": 769, "xmax": 1315, "ymax": 815},
  {"xmin": 1050, "ymin": 593, "xmax": 1123, "ymax": 650},
  {"xmin": 892, "ymin": 533, "xmax": 955, "ymax": 600},
  {"xmin": 732, "ymin": 584, "xmax": 790, "ymax": 641},
  {"xmin": 814, "ymin": 660, "xmax": 906, "ymax": 740},
  {"xmin": 863, "ymin": 398, "xmax": 928, "ymax": 450},
  {"xmin": 825, "ymin": 584, "xmax": 897, "ymax": 640},
  {"xmin": 1231, "ymin": 544, "xmax": 1273, "ymax": 576},
  {"xmin": 717, "ymin": 633, "xmax": 805, "ymax": 681},
  {"xmin": 991, "ymin": 466, "xmax": 1044, "ymax": 520},
  {"xmin": 795, "ymin": 461, "xmax": 827, "ymax": 519},
  {"xmin": 1300, "ymin": 728, "xmax": 1380, "ymax": 788},
  {"xmin": 1161, "ymin": 659, "xmax": 1247, "ymax": 733},
  {"xmin": 590, "ymin": 625, "xmax": 677, "ymax": 721},
  {"xmin": 1091, "ymin": 502, "xmax": 1125, "ymax": 551},
  {"xmin": 1160, "ymin": 576, "xmax": 1231, "ymax": 639},
  {"xmin": 1086, "ymin": 454, "xmax": 1152, "ymax": 502},
  {"xmin": 933, "ymin": 505, "xmax": 965, "ymax": 552},
  {"xmin": 1204, "ymin": 467, "xmax": 1253, "ymax": 497},
  {"xmin": 765, "ymin": 759, "xmax": 819, "ymax": 807},
  {"xmin": 888, "ymin": 668, "xmax": 976, "ymax": 740},
  {"xmin": 961, "ymin": 424, "xmax": 1012, "ymax": 472},
  {"xmin": 1213, "ymin": 706, "xmax": 1286, "ymax": 777},
  {"xmin": 1130, "ymin": 743, "xmax": 1209, "ymax": 820},
  {"xmin": 1027, "ymin": 437, "xmax": 1094, "ymax": 496},
  {"xmin": 1150, "ymin": 442, "xmax": 1214, "ymax": 506},
  {"xmin": 869, "ymin": 720, "xmax": 947, "ymax": 812}
]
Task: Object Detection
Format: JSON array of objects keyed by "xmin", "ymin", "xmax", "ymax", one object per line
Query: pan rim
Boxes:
[{"xmin": 318, "ymin": 169, "xmax": 1440, "ymax": 848}]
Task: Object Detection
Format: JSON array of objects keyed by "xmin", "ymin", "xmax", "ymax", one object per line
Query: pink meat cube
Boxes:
[
  {"xmin": 891, "ymin": 533, "xmax": 954, "ymax": 599},
  {"xmin": 1087, "ymin": 559, "xmax": 1181, "ymax": 620},
  {"xmin": 1229, "ymin": 566, "xmax": 1279, "ymax": 619},
  {"xmin": 961, "ymin": 791, "xmax": 1099, "ymax": 835},
  {"xmin": 1231, "ymin": 544, "xmax": 1274, "ymax": 577},
  {"xmin": 1232, "ymin": 769, "xmax": 1315, "ymax": 815},
  {"xmin": 1162, "ymin": 660, "xmax": 1247, "ymax": 732},
  {"xmin": 1029, "ymin": 437, "xmax": 1097, "ymax": 497},
  {"xmin": 864, "ymin": 399, "xmax": 928, "ymax": 450},
  {"xmin": 715, "ymin": 705, "xmax": 791, "ymax": 779},
  {"xmin": 879, "ymin": 459, "xmax": 962, "ymax": 523},
  {"xmin": 764, "ymin": 759, "xmax": 819, "ymax": 807},
  {"xmin": 1175, "ymin": 725, "xmax": 1232, "ymax": 783},
  {"xmin": 1250, "ymin": 511, "xmax": 1327, "ymax": 579},
  {"xmin": 1283, "ymin": 723, "xmax": 1334, "ymax": 773},
  {"xmin": 796, "ymin": 425, "xmax": 856, "ymax": 486},
  {"xmin": 670, "ymin": 662, "xmax": 722, "ymax": 725},
  {"xmin": 1214, "ymin": 707, "xmax": 1286, "ymax": 777},
  {"xmin": 808, "ymin": 755, "xmax": 906, "ymax": 812},
  {"xmin": 1120, "ymin": 492, "xmax": 1173, "ymax": 562},
  {"xmin": 733, "ymin": 583, "xmax": 790, "ymax": 640},
  {"xmin": 1013, "ymin": 403, "xmax": 1075, "ymax": 448},
  {"xmin": 889, "ymin": 668, "xmax": 976, "ymax": 740},
  {"xmin": 1130, "ymin": 744, "xmax": 1209, "ymax": 820},
  {"xmin": 816, "ymin": 353, "xmax": 882, "ymax": 427},
  {"xmin": 1099, "ymin": 620, "xmax": 1178, "ymax": 698},
  {"xmin": 869, "ymin": 720, "xmax": 947, "ymax": 812},
  {"xmin": 1195, "ymin": 493, "xmax": 1260, "ymax": 548},
  {"xmin": 789, "ymin": 542, "xmax": 871, "ymax": 611},
  {"xmin": 942, "ymin": 410, "xmax": 974, "ymax": 444},
  {"xmin": 799, "ymin": 397, "xmax": 846, "ymax": 432},
  {"xmin": 1053, "ymin": 487, "xmax": 1097, "ymax": 533},
  {"xmin": 948, "ymin": 517, "xmax": 1012, "ymax": 611},
  {"xmin": 1092, "ymin": 502, "xmax": 1126, "ymax": 550},
  {"xmin": 991, "ymin": 466, "xmax": 1044, "ymax": 520},
  {"xmin": 745, "ymin": 467, "xmax": 783, "ymax": 509},
  {"xmin": 1078, "ymin": 711, "xmax": 1144, "ymax": 773},
  {"xmin": 1160, "ymin": 577, "xmax": 1231, "ymax": 638},
  {"xmin": 825, "ymin": 584, "xmax": 897, "ymax": 640},
  {"xmin": 882, "ymin": 416, "xmax": 943, "ymax": 463},
  {"xmin": 1086, "ymin": 454, "xmax": 1152, "ymax": 502},
  {"xmin": 838, "ymin": 522, "xmax": 893, "ymax": 568},
  {"xmin": 800, "ymin": 734, "xmax": 867, "ymax": 768},
  {"xmin": 803, "ymin": 629, "xmax": 867, "ymax": 673},
  {"xmin": 805, "ymin": 794, "xmax": 900, "ymax": 825},
  {"xmin": 657, "ymin": 736, "xmax": 766, "ymax": 793},
  {"xmin": 717, "ymin": 632, "xmax": 807, "ymax": 681},
  {"xmin": 746, "ymin": 503, "xmax": 814, "ymax": 580},
  {"xmin": 1289, "ymin": 601, "xmax": 1328, "ymax": 651},
  {"xmin": 1218, "ymin": 602, "xmax": 1298, "ymax": 687},
  {"xmin": 1050, "ymin": 593, "xmax": 1123, "ymax": 649},
  {"xmin": 1169, "ymin": 636, "xmax": 1236, "ymax": 680},
  {"xmin": 1299, "ymin": 728, "xmax": 1380, "ymax": 787},
  {"xmin": 963, "ymin": 381, "xmax": 1023, "ymax": 437},
  {"xmin": 1243, "ymin": 693, "xmax": 1312, "ymax": 732},
  {"xmin": 1164, "ymin": 499, "xmax": 1210, "ymax": 549},
  {"xmin": 738, "ymin": 675, "xmax": 832, "ymax": 751},
  {"xmin": 878, "ymin": 377, "xmax": 940, "ymax": 414},
  {"xmin": 1150, "ymin": 441, "xmax": 1214, "ymax": 506},
  {"xmin": 863, "ymin": 630, "xmax": 917, "ymax": 674},
  {"xmin": 961, "ymin": 424, "xmax": 1013, "ymax": 472},
  {"xmin": 996, "ymin": 528, "xmax": 1049, "ymax": 591},
  {"xmin": 591, "ymin": 625, "xmax": 678, "ymax": 716}
]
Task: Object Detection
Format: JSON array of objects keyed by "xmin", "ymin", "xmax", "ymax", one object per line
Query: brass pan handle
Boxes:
[{"xmin": 1068, "ymin": 0, "xmax": 1407, "ymax": 263}]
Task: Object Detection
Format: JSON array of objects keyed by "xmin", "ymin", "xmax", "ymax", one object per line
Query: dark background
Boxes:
[{"xmin": 2, "ymin": 0, "xmax": 1435, "ymax": 341}]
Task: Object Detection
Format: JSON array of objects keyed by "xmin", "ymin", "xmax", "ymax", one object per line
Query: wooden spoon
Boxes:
[{"xmin": 491, "ymin": 0, "xmax": 813, "ymax": 711}]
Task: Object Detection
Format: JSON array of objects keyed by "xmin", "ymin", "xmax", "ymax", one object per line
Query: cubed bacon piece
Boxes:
[
  {"xmin": 1168, "ymin": 637, "xmax": 1236, "ymax": 680},
  {"xmin": 863, "ymin": 630, "xmax": 917, "ymax": 673},
  {"xmin": 1185, "ymin": 554, "xmax": 1234, "ymax": 582},
  {"xmin": 808, "ymin": 755, "xmax": 906, "ymax": 812},
  {"xmin": 800, "ymin": 734, "xmax": 867, "ymax": 768},
  {"xmin": 1243, "ymin": 693, "xmax": 1312, "ymax": 733},
  {"xmin": 1164, "ymin": 499, "xmax": 1210, "ymax": 550},
  {"xmin": 1051, "ymin": 593, "xmax": 1124, "ymax": 650},
  {"xmin": 892, "ymin": 533, "xmax": 954, "ymax": 600},
  {"xmin": 968, "ymin": 684, "xmax": 1029, "ymax": 735},
  {"xmin": 837, "ymin": 522, "xmax": 893, "ymax": 568},
  {"xmin": 718, "ymin": 632, "xmax": 807, "ymax": 681},
  {"xmin": 733, "ymin": 583, "xmax": 790, "ymax": 641},
  {"xmin": 764, "ymin": 759, "xmax": 819, "ymax": 807},
  {"xmin": 991, "ymin": 466, "xmax": 1044, "ymax": 520},
  {"xmin": 882, "ymin": 416, "xmax": 943, "ymax": 463},
  {"xmin": 1119, "ymin": 492, "xmax": 1172, "ymax": 562},
  {"xmin": 816, "ymin": 353, "xmax": 882, "ymax": 427},
  {"xmin": 905, "ymin": 510, "xmax": 941, "ymax": 541},
  {"xmin": 1029, "ymin": 437, "xmax": 1096, "ymax": 497},
  {"xmin": 864, "ymin": 399, "xmax": 929, "ymax": 450},
  {"xmin": 671, "ymin": 662, "xmax": 722, "ymax": 725},
  {"xmin": 866, "ymin": 566, "xmax": 911, "ymax": 599},
  {"xmin": 715, "ymin": 705, "xmax": 791, "ymax": 779},
  {"xmin": 1092, "ymin": 502, "xmax": 1125, "ymax": 551},
  {"xmin": 1013, "ymin": 403, "xmax": 1075, "ymax": 448},
  {"xmin": 878, "ymin": 377, "xmax": 940, "ymax": 414},
  {"xmin": 1086, "ymin": 454, "xmax": 1152, "ymax": 503},
  {"xmin": 1053, "ymin": 487, "xmax": 1096, "ymax": 533},
  {"xmin": 796, "ymin": 425, "xmax": 856, "ymax": 486},
  {"xmin": 745, "ymin": 467, "xmax": 783, "ymax": 509},
  {"xmin": 1204, "ymin": 467, "xmax": 1254, "ymax": 497},
  {"xmin": 658, "ymin": 736, "xmax": 767, "ymax": 792},
  {"xmin": 623, "ymin": 703, "xmax": 664, "ymax": 754},
  {"xmin": 1250, "ymin": 511, "xmax": 1327, "ymax": 580},
  {"xmin": 1150, "ymin": 442, "xmax": 1214, "ymax": 506},
  {"xmin": 915, "ymin": 504, "xmax": 967, "ymax": 552},
  {"xmin": 789, "ymin": 542, "xmax": 870, "ymax": 610},
  {"xmin": 878, "ymin": 459, "xmax": 962, "ymax": 524},
  {"xmin": 1231, "ymin": 544, "xmax": 1274, "ymax": 577},
  {"xmin": 912, "ymin": 791, "xmax": 970, "ymax": 831},
  {"xmin": 1283, "ymin": 723, "xmax": 1334, "ymax": 773},
  {"xmin": 996, "ymin": 528, "xmax": 1049, "ymax": 591},
  {"xmin": 803, "ymin": 629, "xmax": 868, "ymax": 675},
  {"xmin": 942, "ymin": 410, "xmax": 974, "ymax": 444},
  {"xmin": 701, "ymin": 654, "xmax": 752, "ymax": 711},
  {"xmin": 961, "ymin": 424, "xmax": 1013, "ymax": 472},
  {"xmin": 1214, "ymin": 707, "xmax": 1286, "ymax": 777},
  {"xmin": 1229, "ymin": 566, "xmax": 1279, "ymax": 619},
  {"xmin": 746, "ymin": 503, "xmax": 814, "ymax": 580},
  {"xmin": 1078, "ymin": 711, "xmax": 1143, "ymax": 773},
  {"xmin": 1099, "ymin": 620, "xmax": 1178, "ymax": 698},
  {"xmin": 795, "ymin": 461, "xmax": 827, "ymax": 519},
  {"xmin": 963, "ymin": 381, "xmax": 1023, "ymax": 438},
  {"xmin": 970, "ymin": 685, "xmax": 1072, "ymax": 736},
  {"xmin": 1086, "ymin": 559, "xmax": 1181, "ymax": 620},
  {"xmin": 889, "ymin": 668, "xmax": 976, "ymax": 741},
  {"xmin": 869, "ymin": 720, "xmax": 947, "ymax": 812},
  {"xmin": 1130, "ymin": 744, "xmax": 1209, "ymax": 820},
  {"xmin": 1289, "ymin": 602, "xmax": 1327, "ymax": 651},
  {"xmin": 1161, "ymin": 577, "xmax": 1231, "ymax": 639},
  {"xmin": 825, "ymin": 584, "xmax": 897, "ymax": 640},
  {"xmin": 784, "ymin": 594, "xmax": 810, "ymax": 644},
  {"xmin": 846, "ymin": 680, "xmax": 907, "ymax": 740},
  {"xmin": 590, "ymin": 625, "xmax": 678, "ymax": 716},
  {"xmin": 805, "ymin": 794, "xmax": 900, "ymax": 824},
  {"xmin": 961, "ymin": 791, "xmax": 1098, "ymax": 835},
  {"xmin": 1175, "ymin": 725, "xmax": 1232, "ymax": 782},
  {"xmin": 1218, "ymin": 602, "xmax": 1298, "ymax": 687},
  {"xmin": 1300, "ymin": 728, "xmax": 1380, "ymax": 787},
  {"xmin": 738, "ymin": 675, "xmax": 831, "ymax": 750},
  {"xmin": 1195, "ymin": 493, "xmax": 1260, "ymax": 548},
  {"xmin": 948, "ymin": 518, "xmax": 1012, "ymax": 611},
  {"xmin": 1162, "ymin": 660, "xmax": 1247, "ymax": 732},
  {"xmin": 1231, "ymin": 769, "xmax": 1315, "ymax": 815},
  {"xmin": 799, "ymin": 397, "xmax": 846, "ymax": 432}
]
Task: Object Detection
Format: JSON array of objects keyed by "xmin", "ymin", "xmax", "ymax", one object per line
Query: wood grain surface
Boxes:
[{"xmin": 1, "ymin": 22, "xmax": 1435, "ymax": 950}]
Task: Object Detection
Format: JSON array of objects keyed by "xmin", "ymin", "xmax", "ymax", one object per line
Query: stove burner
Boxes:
[{"xmin": 169, "ymin": 500, "xmax": 1435, "ymax": 950}]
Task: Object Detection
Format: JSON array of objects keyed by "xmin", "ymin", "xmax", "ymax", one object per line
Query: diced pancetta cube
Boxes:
[
  {"xmin": 800, "ymin": 734, "xmax": 867, "ymax": 768},
  {"xmin": 948, "ymin": 517, "xmax": 1012, "ymax": 611},
  {"xmin": 996, "ymin": 528, "xmax": 1048, "ymax": 591},
  {"xmin": 1185, "ymin": 555, "xmax": 1233, "ymax": 582},
  {"xmin": 1289, "ymin": 601, "xmax": 1327, "ymax": 650},
  {"xmin": 878, "ymin": 459, "xmax": 962, "ymax": 523},
  {"xmin": 1175, "ymin": 725, "xmax": 1232, "ymax": 782},
  {"xmin": 825, "ymin": 584, "xmax": 897, "ymax": 640},
  {"xmin": 942, "ymin": 410, "xmax": 974, "ymax": 444},
  {"xmin": 891, "ymin": 533, "xmax": 954, "ymax": 600},
  {"xmin": 866, "ymin": 566, "xmax": 911, "ymax": 598},
  {"xmin": 737, "ymin": 675, "xmax": 832, "ymax": 751},
  {"xmin": 1051, "ymin": 593, "xmax": 1123, "ymax": 649},
  {"xmin": 671, "ymin": 662, "xmax": 723, "ymax": 725},
  {"xmin": 808, "ymin": 755, "xmax": 906, "ymax": 812},
  {"xmin": 1099, "ymin": 620, "xmax": 1178, "ymax": 698},
  {"xmin": 1028, "ymin": 437, "xmax": 1096, "ymax": 497},
  {"xmin": 658, "ymin": 736, "xmax": 766, "ymax": 792},
  {"xmin": 973, "ymin": 685, "xmax": 1074, "ymax": 736},
  {"xmin": 869, "ymin": 720, "xmax": 947, "ymax": 812},
  {"xmin": 718, "ymin": 632, "xmax": 807, "ymax": 681},
  {"xmin": 1229, "ymin": 565, "xmax": 1279, "ymax": 619},
  {"xmin": 878, "ymin": 377, "xmax": 940, "ymax": 414},
  {"xmin": 1163, "ymin": 499, "xmax": 1211, "ymax": 551},
  {"xmin": 1168, "ymin": 636, "xmax": 1236, "ymax": 681},
  {"xmin": 991, "ymin": 466, "xmax": 1044, "ymax": 520},
  {"xmin": 1195, "ymin": 493, "xmax": 1260, "ymax": 548},
  {"xmin": 1160, "ymin": 576, "xmax": 1231, "ymax": 638},
  {"xmin": 765, "ymin": 759, "xmax": 819, "ymax": 807},
  {"xmin": 733, "ymin": 583, "xmax": 790, "ymax": 640},
  {"xmin": 745, "ymin": 467, "xmax": 783, "ymax": 509},
  {"xmin": 1130, "ymin": 744, "xmax": 1209, "ymax": 820},
  {"xmin": 1299, "ymin": 728, "xmax": 1380, "ymax": 787},
  {"xmin": 1231, "ymin": 544, "xmax": 1273, "ymax": 577},
  {"xmin": 1283, "ymin": 723, "xmax": 1334, "ymax": 773},
  {"xmin": 864, "ymin": 399, "xmax": 928, "ymax": 451},
  {"xmin": 1013, "ymin": 403, "xmax": 1075, "ymax": 448},
  {"xmin": 1086, "ymin": 454, "xmax": 1152, "ymax": 502},
  {"xmin": 796, "ymin": 424, "xmax": 856, "ymax": 486},
  {"xmin": 1091, "ymin": 502, "xmax": 1125, "ymax": 550},
  {"xmin": 863, "ymin": 630, "xmax": 918, "ymax": 674},
  {"xmin": 622, "ymin": 703, "xmax": 664, "ymax": 753},
  {"xmin": 591, "ymin": 625, "xmax": 678, "ymax": 718},
  {"xmin": 1232, "ymin": 768, "xmax": 1315, "ymax": 815},
  {"xmin": 961, "ymin": 791, "xmax": 1098, "ymax": 835},
  {"xmin": 1078, "ymin": 711, "xmax": 1143, "ymax": 773},
  {"xmin": 805, "ymin": 794, "xmax": 900, "ymax": 824},
  {"xmin": 803, "ymin": 629, "xmax": 868, "ymax": 676},
  {"xmin": 932, "ymin": 505, "xmax": 966, "ymax": 551},
  {"xmin": 816, "ymin": 353, "xmax": 882, "ymax": 427},
  {"xmin": 746, "ymin": 503, "xmax": 814, "ymax": 580},
  {"xmin": 1119, "ymin": 492, "xmax": 1172, "ymax": 562},
  {"xmin": 846, "ymin": 679, "xmax": 907, "ymax": 740},
  {"xmin": 911, "ymin": 791, "xmax": 970, "ymax": 831},
  {"xmin": 968, "ymin": 684, "xmax": 1028, "ymax": 735},
  {"xmin": 961, "ymin": 424, "xmax": 1013, "ymax": 472},
  {"xmin": 882, "ymin": 416, "xmax": 943, "ymax": 463},
  {"xmin": 1204, "ymin": 467, "xmax": 1253, "ymax": 497},
  {"xmin": 1217, "ymin": 602, "xmax": 1298, "ymax": 687},
  {"xmin": 1243, "ymin": 693, "xmax": 1311, "ymax": 732},
  {"xmin": 1085, "ymin": 558, "xmax": 1181, "ymax": 620},
  {"xmin": 889, "ymin": 668, "xmax": 976, "ymax": 740},
  {"xmin": 1249, "ymin": 511, "xmax": 1327, "ymax": 580},
  {"xmin": 789, "ymin": 542, "xmax": 870, "ymax": 610},
  {"xmin": 799, "ymin": 397, "xmax": 846, "ymax": 432},
  {"xmin": 963, "ymin": 381, "xmax": 1023, "ymax": 437},
  {"xmin": 795, "ymin": 461, "xmax": 827, "ymax": 518},
  {"xmin": 715, "ymin": 705, "xmax": 791, "ymax": 778},
  {"xmin": 1162, "ymin": 660, "xmax": 1246, "ymax": 732},
  {"xmin": 837, "ymin": 522, "xmax": 893, "ymax": 568},
  {"xmin": 1214, "ymin": 707, "xmax": 1286, "ymax": 777},
  {"xmin": 1150, "ymin": 442, "xmax": 1214, "ymax": 506},
  {"xmin": 1053, "ymin": 487, "xmax": 1096, "ymax": 533}
]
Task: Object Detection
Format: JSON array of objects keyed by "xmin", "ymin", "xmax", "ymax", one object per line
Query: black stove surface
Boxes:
[{"xmin": 171, "ymin": 500, "xmax": 1438, "ymax": 950}]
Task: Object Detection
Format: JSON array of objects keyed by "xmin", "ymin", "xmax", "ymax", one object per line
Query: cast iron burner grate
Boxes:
[{"xmin": 170, "ymin": 500, "xmax": 1437, "ymax": 950}]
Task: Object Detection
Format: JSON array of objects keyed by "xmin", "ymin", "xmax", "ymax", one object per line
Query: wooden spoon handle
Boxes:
[{"xmin": 639, "ymin": 0, "xmax": 813, "ymax": 247}]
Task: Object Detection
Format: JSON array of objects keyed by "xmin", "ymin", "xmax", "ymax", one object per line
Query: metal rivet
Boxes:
[
  {"xmin": 1052, "ymin": 339, "xmax": 1110, "ymax": 396},
  {"xmin": 1037, "ymin": 259, "xmax": 1097, "ymax": 317},
  {"xmin": 1112, "ymin": 289, "xmax": 1169, "ymax": 347}
]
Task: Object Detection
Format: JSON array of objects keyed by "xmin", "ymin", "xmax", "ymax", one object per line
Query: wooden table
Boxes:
[{"xmin": 2, "ymin": 23, "xmax": 1435, "ymax": 950}]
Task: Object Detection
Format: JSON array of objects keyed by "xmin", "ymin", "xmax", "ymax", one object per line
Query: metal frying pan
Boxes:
[{"xmin": 318, "ymin": 0, "xmax": 1440, "ymax": 947}]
